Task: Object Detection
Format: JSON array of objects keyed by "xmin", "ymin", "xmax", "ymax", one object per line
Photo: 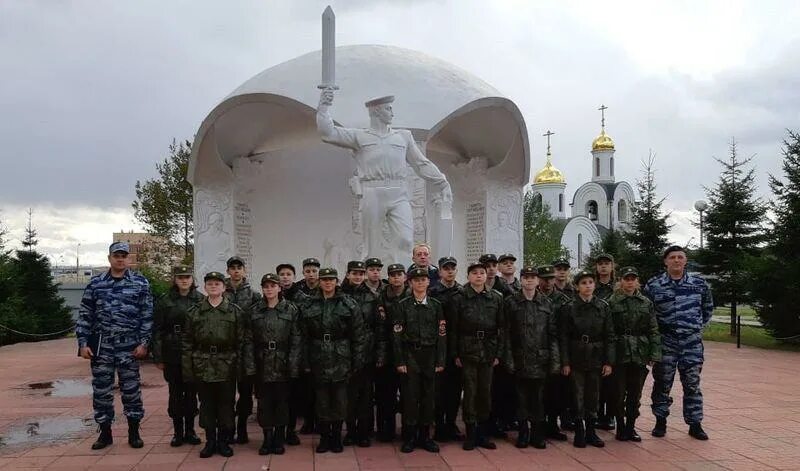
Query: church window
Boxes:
[
  {"xmin": 618, "ymin": 199, "xmax": 628, "ymax": 223},
  {"xmin": 578, "ymin": 233, "xmax": 583, "ymax": 263},
  {"xmin": 558, "ymin": 193, "xmax": 564, "ymax": 212},
  {"xmin": 611, "ymin": 157, "xmax": 614, "ymax": 176},
  {"xmin": 586, "ymin": 200, "xmax": 598, "ymax": 221},
  {"xmin": 595, "ymin": 158, "xmax": 600, "ymax": 177},
  {"xmin": 533, "ymin": 192, "xmax": 543, "ymax": 210}
]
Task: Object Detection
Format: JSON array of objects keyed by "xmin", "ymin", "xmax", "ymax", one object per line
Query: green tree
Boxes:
[
  {"xmin": 522, "ymin": 190, "xmax": 569, "ymax": 266},
  {"xmin": 625, "ymin": 153, "xmax": 672, "ymax": 281},
  {"xmin": 13, "ymin": 250, "xmax": 73, "ymax": 340},
  {"xmin": 584, "ymin": 229, "xmax": 631, "ymax": 272},
  {"xmin": 751, "ymin": 130, "xmax": 800, "ymax": 342},
  {"xmin": 21, "ymin": 208, "xmax": 37, "ymax": 251},
  {"xmin": 132, "ymin": 139, "xmax": 193, "ymax": 261},
  {"xmin": 698, "ymin": 139, "xmax": 766, "ymax": 335}
]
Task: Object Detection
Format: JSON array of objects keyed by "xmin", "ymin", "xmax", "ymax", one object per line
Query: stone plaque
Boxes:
[
  {"xmin": 465, "ymin": 200, "xmax": 486, "ymax": 263},
  {"xmin": 234, "ymin": 202, "xmax": 253, "ymax": 267}
]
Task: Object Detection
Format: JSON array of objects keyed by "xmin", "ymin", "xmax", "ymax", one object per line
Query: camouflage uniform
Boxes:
[
  {"xmin": 375, "ymin": 279, "xmax": 410, "ymax": 440},
  {"xmin": 540, "ymin": 271, "xmax": 574, "ymax": 438},
  {"xmin": 594, "ymin": 272, "xmax": 616, "ymax": 430},
  {"xmin": 485, "ymin": 273, "xmax": 515, "ymax": 436},
  {"xmin": 429, "ymin": 275, "xmax": 463, "ymax": 440},
  {"xmin": 77, "ymin": 267, "xmax": 153, "ymax": 426},
  {"xmin": 644, "ymin": 271, "xmax": 713, "ymax": 425}
]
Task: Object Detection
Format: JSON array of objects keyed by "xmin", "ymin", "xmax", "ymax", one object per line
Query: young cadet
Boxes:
[
  {"xmin": 593, "ymin": 253, "xmax": 617, "ymax": 431},
  {"xmin": 451, "ymin": 261, "xmax": 505, "ymax": 451},
  {"xmin": 224, "ymin": 256, "xmax": 261, "ymax": 444},
  {"xmin": 364, "ymin": 257, "xmax": 386, "ymax": 295},
  {"xmin": 430, "ymin": 256, "xmax": 465, "ymax": 442},
  {"xmin": 552, "ymin": 258, "xmax": 576, "ymax": 298},
  {"xmin": 341, "ymin": 260, "xmax": 382, "ymax": 447},
  {"xmin": 294, "ymin": 257, "xmax": 321, "ymax": 435},
  {"xmin": 504, "ymin": 266, "xmax": 560, "ymax": 449},
  {"xmin": 275, "ymin": 263, "xmax": 307, "ymax": 446},
  {"xmin": 498, "ymin": 253, "xmax": 521, "ymax": 294},
  {"xmin": 295, "ymin": 257, "xmax": 321, "ymax": 296},
  {"xmin": 559, "ymin": 270, "xmax": 615, "ymax": 448},
  {"xmin": 298, "ymin": 268, "xmax": 367, "ymax": 453},
  {"xmin": 608, "ymin": 266, "xmax": 661, "ymax": 442},
  {"xmin": 152, "ymin": 265, "xmax": 204, "ymax": 447},
  {"xmin": 374, "ymin": 263, "xmax": 410, "ymax": 442},
  {"xmin": 182, "ymin": 272, "xmax": 254, "ymax": 458},
  {"xmin": 251, "ymin": 273, "xmax": 303, "ymax": 455},
  {"xmin": 392, "ymin": 268, "xmax": 447, "ymax": 453}
]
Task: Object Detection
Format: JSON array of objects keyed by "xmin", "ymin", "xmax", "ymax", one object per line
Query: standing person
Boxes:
[
  {"xmin": 504, "ymin": 266, "xmax": 560, "ymax": 449},
  {"xmin": 593, "ymin": 253, "xmax": 616, "ymax": 431},
  {"xmin": 537, "ymin": 265, "xmax": 571, "ymax": 440},
  {"xmin": 408, "ymin": 243, "xmax": 440, "ymax": 285},
  {"xmin": 152, "ymin": 265, "xmax": 204, "ymax": 447},
  {"xmin": 276, "ymin": 263, "xmax": 305, "ymax": 304},
  {"xmin": 182, "ymin": 272, "xmax": 254, "ymax": 458},
  {"xmin": 480, "ymin": 253, "xmax": 514, "ymax": 298},
  {"xmin": 276, "ymin": 262, "xmax": 307, "ymax": 447},
  {"xmin": 224, "ymin": 256, "xmax": 261, "ymax": 444},
  {"xmin": 299, "ymin": 268, "xmax": 367, "ymax": 453},
  {"xmin": 430, "ymin": 256, "xmax": 464, "ymax": 442},
  {"xmin": 451, "ymin": 261, "xmax": 505, "ymax": 451},
  {"xmin": 364, "ymin": 257, "xmax": 386, "ymax": 295},
  {"xmin": 77, "ymin": 242, "xmax": 153, "ymax": 450},
  {"xmin": 392, "ymin": 268, "xmax": 447, "ymax": 453},
  {"xmin": 559, "ymin": 270, "xmax": 615, "ymax": 448},
  {"xmin": 374, "ymin": 263, "xmax": 410, "ymax": 442},
  {"xmin": 608, "ymin": 267, "xmax": 661, "ymax": 442},
  {"xmin": 341, "ymin": 260, "xmax": 382, "ymax": 447},
  {"xmin": 552, "ymin": 258, "xmax": 576, "ymax": 298},
  {"xmin": 645, "ymin": 246, "xmax": 713, "ymax": 441},
  {"xmin": 251, "ymin": 274, "xmax": 303, "ymax": 455},
  {"xmin": 498, "ymin": 253, "xmax": 521, "ymax": 294},
  {"xmin": 295, "ymin": 257, "xmax": 321, "ymax": 296}
]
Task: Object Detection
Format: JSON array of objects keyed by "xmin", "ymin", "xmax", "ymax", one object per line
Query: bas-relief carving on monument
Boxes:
[
  {"xmin": 195, "ymin": 185, "xmax": 233, "ymax": 277},
  {"xmin": 232, "ymin": 158, "xmax": 262, "ymax": 268},
  {"xmin": 487, "ymin": 177, "xmax": 523, "ymax": 256},
  {"xmin": 407, "ymin": 171, "xmax": 428, "ymax": 244}
]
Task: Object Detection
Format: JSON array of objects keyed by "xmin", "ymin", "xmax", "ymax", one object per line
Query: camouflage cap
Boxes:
[
  {"xmin": 467, "ymin": 261, "xmax": 487, "ymax": 273},
  {"xmin": 109, "ymin": 241, "xmax": 130, "ymax": 254},
  {"xmin": 595, "ymin": 253, "xmax": 614, "ymax": 263},
  {"xmin": 364, "ymin": 95, "xmax": 395, "ymax": 107},
  {"xmin": 347, "ymin": 260, "xmax": 366, "ymax": 272},
  {"xmin": 407, "ymin": 267, "xmax": 429, "ymax": 279},
  {"xmin": 537, "ymin": 265, "xmax": 556, "ymax": 278},
  {"xmin": 172, "ymin": 265, "xmax": 193, "ymax": 276},
  {"xmin": 552, "ymin": 258, "xmax": 570, "ymax": 268},
  {"xmin": 619, "ymin": 266, "xmax": 639, "ymax": 278},
  {"xmin": 479, "ymin": 253, "xmax": 498, "ymax": 264},
  {"xmin": 364, "ymin": 257, "xmax": 383, "ymax": 268},
  {"xmin": 204, "ymin": 271, "xmax": 226, "ymax": 283},
  {"xmin": 260, "ymin": 273, "xmax": 280, "ymax": 286},
  {"xmin": 519, "ymin": 266, "xmax": 538, "ymax": 277},
  {"xmin": 498, "ymin": 253, "xmax": 517, "ymax": 263},
  {"xmin": 226, "ymin": 256, "xmax": 245, "ymax": 267},
  {"xmin": 275, "ymin": 263, "xmax": 295, "ymax": 274},
  {"xmin": 573, "ymin": 269, "xmax": 595, "ymax": 285},
  {"xmin": 302, "ymin": 257, "xmax": 321, "ymax": 267},
  {"xmin": 318, "ymin": 267, "xmax": 338, "ymax": 279},
  {"xmin": 438, "ymin": 256, "xmax": 457, "ymax": 267},
  {"xmin": 387, "ymin": 263, "xmax": 406, "ymax": 274}
]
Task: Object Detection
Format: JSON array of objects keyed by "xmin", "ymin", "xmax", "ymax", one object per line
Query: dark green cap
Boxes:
[
  {"xmin": 552, "ymin": 258, "xmax": 570, "ymax": 268},
  {"xmin": 467, "ymin": 261, "xmax": 486, "ymax": 273},
  {"xmin": 438, "ymin": 256, "xmax": 457, "ymax": 267},
  {"xmin": 573, "ymin": 269, "xmax": 595, "ymax": 285},
  {"xmin": 387, "ymin": 263, "xmax": 405, "ymax": 274},
  {"xmin": 275, "ymin": 263, "xmax": 295, "ymax": 274},
  {"xmin": 595, "ymin": 253, "xmax": 614, "ymax": 263},
  {"xmin": 479, "ymin": 253, "xmax": 498, "ymax": 264},
  {"xmin": 204, "ymin": 271, "xmax": 226, "ymax": 283},
  {"xmin": 318, "ymin": 267, "xmax": 338, "ymax": 279},
  {"xmin": 302, "ymin": 257, "xmax": 321, "ymax": 267},
  {"xmin": 407, "ymin": 267, "xmax": 429, "ymax": 279},
  {"xmin": 347, "ymin": 260, "xmax": 366, "ymax": 272},
  {"xmin": 365, "ymin": 257, "xmax": 383, "ymax": 268},
  {"xmin": 537, "ymin": 265, "xmax": 556, "ymax": 278},
  {"xmin": 519, "ymin": 266, "xmax": 538, "ymax": 276},
  {"xmin": 172, "ymin": 265, "xmax": 192, "ymax": 276},
  {"xmin": 498, "ymin": 253, "xmax": 517, "ymax": 263},
  {"xmin": 226, "ymin": 256, "xmax": 245, "ymax": 267},
  {"xmin": 619, "ymin": 266, "xmax": 639, "ymax": 278},
  {"xmin": 261, "ymin": 273, "xmax": 280, "ymax": 286}
]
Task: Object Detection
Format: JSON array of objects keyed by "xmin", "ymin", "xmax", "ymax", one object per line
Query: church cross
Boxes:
[
  {"xmin": 542, "ymin": 130, "xmax": 555, "ymax": 156},
  {"xmin": 598, "ymin": 104, "xmax": 608, "ymax": 130}
]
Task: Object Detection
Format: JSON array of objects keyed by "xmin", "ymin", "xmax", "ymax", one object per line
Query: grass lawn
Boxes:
[
  {"xmin": 713, "ymin": 305, "xmax": 757, "ymax": 319},
  {"xmin": 704, "ymin": 322, "xmax": 800, "ymax": 352}
]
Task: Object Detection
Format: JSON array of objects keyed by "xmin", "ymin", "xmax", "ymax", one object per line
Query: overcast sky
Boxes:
[{"xmin": 1, "ymin": 0, "xmax": 798, "ymax": 265}]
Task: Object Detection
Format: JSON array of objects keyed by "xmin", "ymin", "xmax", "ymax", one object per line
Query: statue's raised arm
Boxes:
[{"xmin": 317, "ymin": 88, "xmax": 359, "ymax": 150}]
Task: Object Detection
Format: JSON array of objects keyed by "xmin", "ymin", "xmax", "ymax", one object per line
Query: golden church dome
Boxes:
[
  {"xmin": 533, "ymin": 153, "xmax": 566, "ymax": 184},
  {"xmin": 592, "ymin": 129, "xmax": 615, "ymax": 151}
]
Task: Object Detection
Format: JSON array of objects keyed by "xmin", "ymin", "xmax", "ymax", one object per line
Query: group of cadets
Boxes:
[{"xmin": 145, "ymin": 243, "xmax": 679, "ymax": 459}]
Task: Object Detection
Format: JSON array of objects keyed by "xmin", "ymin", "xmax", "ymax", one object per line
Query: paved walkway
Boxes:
[{"xmin": 1, "ymin": 338, "xmax": 799, "ymax": 470}]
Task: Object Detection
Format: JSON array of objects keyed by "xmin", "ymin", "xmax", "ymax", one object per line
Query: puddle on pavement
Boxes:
[
  {"xmin": 26, "ymin": 379, "xmax": 93, "ymax": 397},
  {"xmin": 0, "ymin": 417, "xmax": 94, "ymax": 448}
]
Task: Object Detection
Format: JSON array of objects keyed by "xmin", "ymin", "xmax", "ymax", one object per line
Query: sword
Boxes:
[{"xmin": 317, "ymin": 6, "xmax": 339, "ymax": 90}]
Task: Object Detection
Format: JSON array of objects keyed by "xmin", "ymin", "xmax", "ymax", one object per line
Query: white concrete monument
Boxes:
[{"xmin": 188, "ymin": 7, "xmax": 530, "ymax": 280}]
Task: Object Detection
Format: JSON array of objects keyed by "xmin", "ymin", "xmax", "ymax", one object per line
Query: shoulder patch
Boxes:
[
  {"xmin": 393, "ymin": 323, "xmax": 403, "ymax": 333},
  {"xmin": 438, "ymin": 319, "xmax": 446, "ymax": 336}
]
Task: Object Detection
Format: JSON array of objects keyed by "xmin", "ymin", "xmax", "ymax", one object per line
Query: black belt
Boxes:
[
  {"xmin": 404, "ymin": 341, "xmax": 433, "ymax": 350},
  {"xmin": 201, "ymin": 345, "xmax": 231, "ymax": 354},
  {"xmin": 258, "ymin": 341, "xmax": 279, "ymax": 350},
  {"xmin": 316, "ymin": 333, "xmax": 344, "ymax": 342},
  {"xmin": 173, "ymin": 324, "xmax": 182, "ymax": 334},
  {"xmin": 464, "ymin": 330, "xmax": 496, "ymax": 340},
  {"xmin": 573, "ymin": 335, "xmax": 594, "ymax": 343}
]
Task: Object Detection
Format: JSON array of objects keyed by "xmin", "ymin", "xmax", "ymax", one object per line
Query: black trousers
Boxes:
[
  {"xmin": 315, "ymin": 381, "xmax": 348, "ymax": 422},
  {"xmin": 374, "ymin": 365, "xmax": 399, "ymax": 432},
  {"xmin": 399, "ymin": 347, "xmax": 437, "ymax": 427},
  {"xmin": 235, "ymin": 377, "xmax": 254, "ymax": 420},
  {"xmin": 435, "ymin": 360, "xmax": 462, "ymax": 426},
  {"xmin": 257, "ymin": 381, "xmax": 290, "ymax": 427},
  {"xmin": 289, "ymin": 372, "xmax": 314, "ymax": 430},
  {"xmin": 346, "ymin": 367, "xmax": 374, "ymax": 432},
  {"xmin": 599, "ymin": 374, "xmax": 614, "ymax": 418},
  {"xmin": 543, "ymin": 373, "xmax": 569, "ymax": 419},
  {"xmin": 516, "ymin": 377, "xmax": 545, "ymax": 422},
  {"xmin": 490, "ymin": 367, "xmax": 517, "ymax": 424},
  {"xmin": 197, "ymin": 381, "xmax": 236, "ymax": 431},
  {"xmin": 461, "ymin": 360, "xmax": 494, "ymax": 425},
  {"xmin": 570, "ymin": 369, "xmax": 600, "ymax": 420},
  {"xmin": 163, "ymin": 363, "xmax": 198, "ymax": 420},
  {"xmin": 612, "ymin": 363, "xmax": 648, "ymax": 418}
]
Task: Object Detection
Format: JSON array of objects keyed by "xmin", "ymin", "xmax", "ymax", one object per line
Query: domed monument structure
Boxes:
[{"xmin": 188, "ymin": 10, "xmax": 529, "ymax": 278}]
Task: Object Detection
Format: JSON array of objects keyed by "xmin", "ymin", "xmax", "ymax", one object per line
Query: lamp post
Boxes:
[
  {"xmin": 694, "ymin": 200, "xmax": 708, "ymax": 249},
  {"xmin": 76, "ymin": 243, "xmax": 81, "ymax": 280}
]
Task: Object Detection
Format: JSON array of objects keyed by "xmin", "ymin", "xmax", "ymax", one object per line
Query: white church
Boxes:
[{"xmin": 529, "ymin": 110, "xmax": 635, "ymax": 268}]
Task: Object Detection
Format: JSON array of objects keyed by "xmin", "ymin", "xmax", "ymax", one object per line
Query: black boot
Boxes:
[
  {"xmin": 235, "ymin": 416, "xmax": 249, "ymax": 444},
  {"xmin": 300, "ymin": 417, "xmax": 315, "ymax": 434},
  {"xmin": 272, "ymin": 426, "xmax": 286, "ymax": 454},
  {"xmin": 688, "ymin": 423, "xmax": 708, "ymax": 440},
  {"xmin": 91, "ymin": 422, "xmax": 113, "ymax": 450},
  {"xmin": 199, "ymin": 429, "xmax": 216, "ymax": 458},
  {"xmin": 490, "ymin": 418, "xmax": 507, "ymax": 439},
  {"xmin": 585, "ymin": 419, "xmax": 605, "ymax": 448},
  {"xmin": 561, "ymin": 413, "xmax": 576, "ymax": 431},
  {"xmin": 546, "ymin": 416, "xmax": 567, "ymax": 441},
  {"xmin": 400, "ymin": 426, "xmax": 415, "ymax": 453},
  {"xmin": 463, "ymin": 423, "xmax": 477, "ymax": 451},
  {"xmin": 217, "ymin": 429, "xmax": 234, "ymax": 457},
  {"xmin": 652, "ymin": 416, "xmax": 667, "ymax": 437},
  {"xmin": 127, "ymin": 419, "xmax": 144, "ymax": 448},
  {"xmin": 316, "ymin": 422, "xmax": 330, "ymax": 453},
  {"xmin": 573, "ymin": 420, "xmax": 586, "ymax": 448},
  {"xmin": 286, "ymin": 426, "xmax": 301, "ymax": 446},
  {"xmin": 330, "ymin": 421, "xmax": 344, "ymax": 453},
  {"xmin": 626, "ymin": 417, "xmax": 641, "ymax": 442},
  {"xmin": 515, "ymin": 420, "xmax": 530, "ymax": 448},
  {"xmin": 531, "ymin": 421, "xmax": 547, "ymax": 449},
  {"xmin": 476, "ymin": 421, "xmax": 497, "ymax": 450},
  {"xmin": 615, "ymin": 416, "xmax": 628, "ymax": 441},
  {"xmin": 184, "ymin": 417, "xmax": 201, "ymax": 445},
  {"xmin": 343, "ymin": 421, "xmax": 357, "ymax": 446},
  {"xmin": 170, "ymin": 418, "xmax": 184, "ymax": 447},
  {"xmin": 417, "ymin": 425, "xmax": 439, "ymax": 453},
  {"xmin": 434, "ymin": 421, "xmax": 449, "ymax": 442},
  {"xmin": 259, "ymin": 427, "xmax": 274, "ymax": 455},
  {"xmin": 357, "ymin": 420, "xmax": 372, "ymax": 447}
]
